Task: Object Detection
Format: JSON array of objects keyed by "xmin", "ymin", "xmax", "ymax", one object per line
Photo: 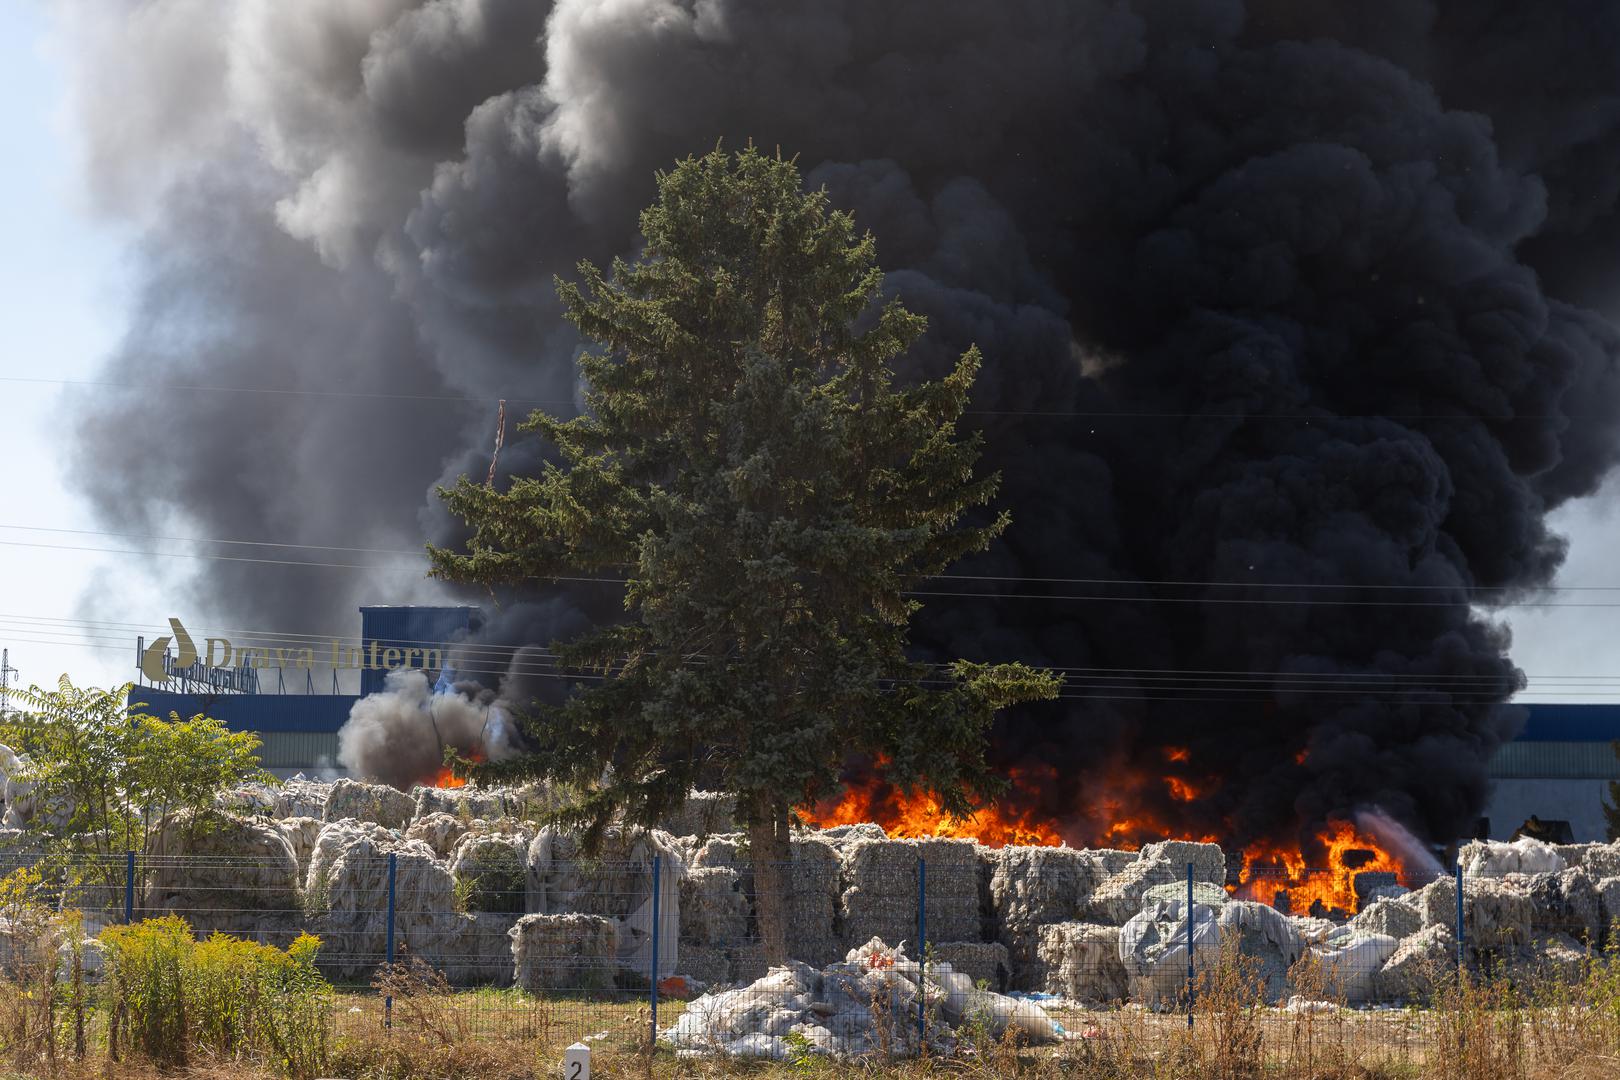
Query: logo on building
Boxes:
[{"xmin": 139, "ymin": 618, "xmax": 197, "ymax": 685}]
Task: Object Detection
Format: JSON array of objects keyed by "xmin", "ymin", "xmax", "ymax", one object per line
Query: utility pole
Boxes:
[{"xmin": 0, "ymin": 648, "xmax": 16, "ymax": 717}]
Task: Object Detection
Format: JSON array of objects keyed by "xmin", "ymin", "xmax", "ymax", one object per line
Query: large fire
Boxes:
[
  {"xmin": 809, "ymin": 758, "xmax": 1066, "ymax": 847},
  {"xmin": 803, "ymin": 756, "xmax": 1407, "ymax": 914},
  {"xmin": 1233, "ymin": 820, "xmax": 1406, "ymax": 914}
]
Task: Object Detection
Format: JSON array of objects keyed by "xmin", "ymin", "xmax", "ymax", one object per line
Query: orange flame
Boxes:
[
  {"xmin": 805, "ymin": 759, "xmax": 1065, "ymax": 847},
  {"xmin": 805, "ymin": 759, "xmax": 1407, "ymax": 915},
  {"xmin": 1234, "ymin": 821, "xmax": 1403, "ymax": 914},
  {"xmin": 430, "ymin": 749, "xmax": 485, "ymax": 789}
]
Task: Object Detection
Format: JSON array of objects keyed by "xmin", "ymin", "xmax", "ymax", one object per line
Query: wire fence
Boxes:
[{"xmin": 1, "ymin": 846, "xmax": 1614, "ymax": 1065}]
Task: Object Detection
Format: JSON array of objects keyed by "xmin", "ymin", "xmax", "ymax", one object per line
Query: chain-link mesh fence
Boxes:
[{"xmin": 0, "ymin": 833, "xmax": 1613, "ymax": 1070}]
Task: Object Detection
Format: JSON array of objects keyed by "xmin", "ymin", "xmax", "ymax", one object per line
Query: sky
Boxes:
[
  {"xmin": 0, "ymin": 1, "xmax": 167, "ymax": 693},
  {"xmin": 0, "ymin": 1, "xmax": 1616, "ymax": 704}
]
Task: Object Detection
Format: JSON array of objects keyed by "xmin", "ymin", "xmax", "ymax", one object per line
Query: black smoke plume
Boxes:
[{"xmin": 60, "ymin": 2, "xmax": 1620, "ymax": 846}]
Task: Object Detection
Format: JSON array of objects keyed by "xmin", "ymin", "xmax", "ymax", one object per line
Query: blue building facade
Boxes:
[
  {"xmin": 1483, "ymin": 704, "xmax": 1620, "ymax": 842},
  {"xmin": 132, "ymin": 605, "xmax": 478, "ymax": 776}
]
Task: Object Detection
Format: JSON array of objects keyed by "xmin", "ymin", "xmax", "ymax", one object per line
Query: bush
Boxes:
[{"xmin": 99, "ymin": 915, "xmax": 332, "ymax": 1077}]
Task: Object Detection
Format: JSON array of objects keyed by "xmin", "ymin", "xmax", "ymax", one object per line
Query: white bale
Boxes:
[
  {"xmin": 509, "ymin": 913, "xmax": 617, "ymax": 991},
  {"xmin": 405, "ymin": 812, "xmax": 470, "ymax": 858},
  {"xmin": 437, "ymin": 911, "xmax": 520, "ymax": 986},
  {"xmin": 1375, "ymin": 924, "xmax": 1456, "ymax": 1001},
  {"xmin": 1415, "ymin": 876, "xmax": 1533, "ymax": 952},
  {"xmin": 273, "ymin": 778, "xmax": 330, "ymax": 819},
  {"xmin": 1598, "ymin": 876, "xmax": 1620, "ymax": 945},
  {"xmin": 1090, "ymin": 842, "xmax": 1225, "ymax": 926},
  {"xmin": 679, "ymin": 866, "xmax": 749, "ymax": 948},
  {"xmin": 816, "ymin": 823, "xmax": 888, "ymax": 846},
  {"xmin": 658, "ymin": 791, "xmax": 738, "ymax": 837},
  {"xmin": 274, "ymin": 816, "xmax": 324, "ymax": 880},
  {"xmin": 1526, "ymin": 867, "xmax": 1602, "ymax": 944},
  {"xmin": 840, "ymin": 838, "xmax": 979, "ymax": 951},
  {"xmin": 1118, "ymin": 898, "xmax": 1221, "ymax": 1004},
  {"xmin": 323, "ymin": 779, "xmax": 415, "ymax": 830},
  {"xmin": 306, "ymin": 820, "xmax": 396, "ymax": 895},
  {"xmin": 449, "ymin": 832, "xmax": 531, "ymax": 914},
  {"xmin": 1037, "ymin": 922, "xmax": 1126, "ymax": 1001},
  {"xmin": 142, "ymin": 812, "xmax": 300, "ymax": 937},
  {"xmin": 1218, "ymin": 900, "xmax": 1305, "ymax": 1003},
  {"xmin": 1, "ymin": 745, "xmax": 38, "ymax": 829},
  {"xmin": 216, "ymin": 786, "xmax": 276, "ymax": 816},
  {"xmin": 1564, "ymin": 842, "xmax": 1620, "ymax": 881},
  {"xmin": 526, "ymin": 825, "xmax": 683, "ymax": 978},
  {"xmin": 1521, "ymin": 932, "xmax": 1591, "ymax": 983},
  {"xmin": 1461, "ymin": 837, "xmax": 1564, "ymax": 878},
  {"xmin": 1349, "ymin": 896, "xmax": 1422, "ymax": 942},
  {"xmin": 1310, "ymin": 928, "xmax": 1400, "ymax": 1004},
  {"xmin": 411, "ymin": 786, "xmax": 506, "ymax": 822},
  {"xmin": 691, "ymin": 833, "xmax": 745, "ymax": 870},
  {"xmin": 990, "ymin": 846, "xmax": 1106, "ymax": 988},
  {"xmin": 313, "ymin": 826, "xmax": 458, "ymax": 978}
]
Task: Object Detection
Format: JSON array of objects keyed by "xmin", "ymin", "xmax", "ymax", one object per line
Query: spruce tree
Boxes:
[{"xmin": 429, "ymin": 147, "xmax": 1061, "ymax": 962}]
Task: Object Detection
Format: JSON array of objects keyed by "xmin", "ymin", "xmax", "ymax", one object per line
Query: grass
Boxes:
[{"xmin": 3, "ymin": 890, "xmax": 1620, "ymax": 1078}]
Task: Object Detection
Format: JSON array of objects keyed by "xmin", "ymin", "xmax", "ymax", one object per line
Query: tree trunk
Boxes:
[{"xmin": 750, "ymin": 793, "xmax": 792, "ymax": 966}]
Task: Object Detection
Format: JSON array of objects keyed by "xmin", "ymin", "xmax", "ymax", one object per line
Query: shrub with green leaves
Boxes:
[{"xmin": 99, "ymin": 916, "xmax": 331, "ymax": 1077}]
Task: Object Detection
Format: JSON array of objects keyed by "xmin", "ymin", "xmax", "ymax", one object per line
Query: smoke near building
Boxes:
[{"xmin": 57, "ymin": 3, "xmax": 1620, "ymax": 860}]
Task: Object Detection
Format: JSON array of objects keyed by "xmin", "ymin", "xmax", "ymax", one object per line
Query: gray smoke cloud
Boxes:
[
  {"xmin": 338, "ymin": 669, "xmax": 513, "ymax": 789},
  {"xmin": 60, "ymin": 2, "xmax": 1620, "ymax": 850}
]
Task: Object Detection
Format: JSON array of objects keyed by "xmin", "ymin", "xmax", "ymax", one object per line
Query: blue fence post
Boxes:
[
  {"xmin": 385, "ymin": 852, "xmax": 397, "ymax": 1029},
  {"xmin": 123, "ymin": 851, "xmax": 135, "ymax": 924},
  {"xmin": 1454, "ymin": 861, "xmax": 1465, "ymax": 978},
  {"xmin": 1185, "ymin": 861, "xmax": 1195, "ymax": 1028},
  {"xmin": 917, "ymin": 858, "xmax": 927, "ymax": 1048},
  {"xmin": 650, "ymin": 854, "xmax": 662, "ymax": 1048}
]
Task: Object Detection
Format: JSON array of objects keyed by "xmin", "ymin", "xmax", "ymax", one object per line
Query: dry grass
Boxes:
[{"xmin": 3, "ymin": 912, "xmax": 1620, "ymax": 1078}]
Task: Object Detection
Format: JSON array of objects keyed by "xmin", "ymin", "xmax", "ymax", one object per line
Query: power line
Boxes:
[
  {"xmin": 11, "ymin": 522, "xmax": 1620, "ymax": 595},
  {"xmin": 0, "ymin": 611, "xmax": 1614, "ymax": 688},
  {"xmin": 12, "ymin": 534, "xmax": 1620, "ymax": 609},
  {"xmin": 0, "ymin": 616, "xmax": 1607, "ymax": 704},
  {"xmin": 0, "ymin": 374, "xmax": 1572, "ymax": 421}
]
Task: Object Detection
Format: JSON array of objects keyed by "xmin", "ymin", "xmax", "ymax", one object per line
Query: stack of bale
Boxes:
[
  {"xmin": 989, "ymin": 846, "xmax": 1107, "ymax": 989},
  {"xmin": 785, "ymin": 836, "xmax": 843, "ymax": 967},
  {"xmin": 510, "ymin": 913, "xmax": 618, "ymax": 991},
  {"xmin": 687, "ymin": 832, "xmax": 843, "ymax": 978},
  {"xmin": 679, "ymin": 865, "xmax": 751, "ymax": 985},
  {"xmin": 1036, "ymin": 922, "xmax": 1126, "ymax": 1001},
  {"xmin": 323, "ymin": 779, "xmax": 415, "ymax": 831},
  {"xmin": 274, "ymin": 817, "xmax": 324, "ymax": 881},
  {"xmin": 840, "ymin": 838, "xmax": 979, "ymax": 955},
  {"xmin": 658, "ymin": 791, "xmax": 737, "ymax": 838},
  {"xmin": 305, "ymin": 821, "xmax": 461, "ymax": 981},
  {"xmin": 930, "ymin": 940, "xmax": 1011, "ymax": 991},
  {"xmin": 406, "ymin": 812, "xmax": 471, "ymax": 858},
  {"xmin": 1089, "ymin": 841, "xmax": 1226, "ymax": 924},
  {"xmin": 527, "ymin": 825, "xmax": 684, "ymax": 980},
  {"xmin": 141, "ymin": 811, "xmax": 301, "ymax": 940}
]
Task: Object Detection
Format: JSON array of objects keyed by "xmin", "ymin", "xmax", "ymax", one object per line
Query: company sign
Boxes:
[{"xmin": 140, "ymin": 618, "xmax": 446, "ymax": 687}]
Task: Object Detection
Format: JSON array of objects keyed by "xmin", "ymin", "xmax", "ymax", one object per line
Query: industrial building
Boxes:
[
  {"xmin": 130, "ymin": 606, "xmax": 1620, "ymax": 841},
  {"xmin": 1481, "ymin": 704, "xmax": 1620, "ymax": 843},
  {"xmin": 133, "ymin": 605, "xmax": 480, "ymax": 777}
]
